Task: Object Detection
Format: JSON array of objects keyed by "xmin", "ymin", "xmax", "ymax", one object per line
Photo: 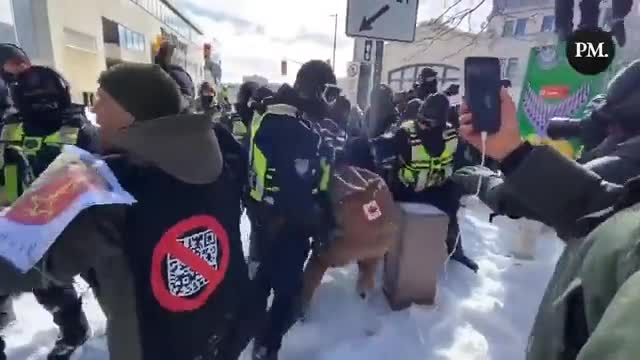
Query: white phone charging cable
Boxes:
[{"xmin": 443, "ymin": 131, "xmax": 488, "ymax": 276}]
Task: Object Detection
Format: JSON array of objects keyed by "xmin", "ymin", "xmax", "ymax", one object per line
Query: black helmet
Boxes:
[
  {"xmin": 403, "ymin": 98, "xmax": 423, "ymax": 120},
  {"xmin": 11, "ymin": 65, "xmax": 71, "ymax": 116},
  {"xmin": 0, "ymin": 43, "xmax": 30, "ymax": 82},
  {"xmin": 294, "ymin": 60, "xmax": 337, "ymax": 101},
  {"xmin": 415, "ymin": 67, "xmax": 438, "ymax": 99},
  {"xmin": 418, "ymin": 67, "xmax": 437, "ymax": 83},
  {"xmin": 236, "ymin": 81, "xmax": 259, "ymax": 106}
]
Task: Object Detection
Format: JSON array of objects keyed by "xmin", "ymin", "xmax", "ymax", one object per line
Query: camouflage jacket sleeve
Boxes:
[
  {"xmin": 574, "ymin": 204, "xmax": 640, "ymax": 360},
  {"xmin": 577, "ymin": 271, "xmax": 640, "ymax": 360},
  {"xmin": 503, "ymin": 146, "xmax": 622, "ymax": 234},
  {"xmin": 0, "ymin": 205, "xmax": 125, "ymax": 293}
]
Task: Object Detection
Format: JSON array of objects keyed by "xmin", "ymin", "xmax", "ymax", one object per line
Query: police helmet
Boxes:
[
  {"xmin": 11, "ymin": 66, "xmax": 71, "ymax": 115},
  {"xmin": 0, "ymin": 43, "xmax": 30, "ymax": 82},
  {"xmin": 294, "ymin": 60, "xmax": 337, "ymax": 102}
]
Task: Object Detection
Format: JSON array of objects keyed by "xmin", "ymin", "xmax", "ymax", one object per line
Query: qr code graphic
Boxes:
[{"xmin": 166, "ymin": 229, "xmax": 219, "ymax": 297}]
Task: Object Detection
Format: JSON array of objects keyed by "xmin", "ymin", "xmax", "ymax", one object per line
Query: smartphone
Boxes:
[{"xmin": 464, "ymin": 57, "xmax": 502, "ymax": 134}]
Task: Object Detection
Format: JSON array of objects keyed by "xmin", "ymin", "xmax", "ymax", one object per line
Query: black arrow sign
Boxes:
[{"xmin": 359, "ymin": 4, "xmax": 391, "ymax": 32}]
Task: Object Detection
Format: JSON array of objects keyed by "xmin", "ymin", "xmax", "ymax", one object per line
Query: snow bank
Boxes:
[{"xmin": 4, "ymin": 198, "xmax": 564, "ymax": 360}]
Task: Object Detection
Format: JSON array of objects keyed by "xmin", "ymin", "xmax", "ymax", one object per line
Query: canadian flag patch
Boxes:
[{"xmin": 363, "ymin": 200, "xmax": 382, "ymax": 221}]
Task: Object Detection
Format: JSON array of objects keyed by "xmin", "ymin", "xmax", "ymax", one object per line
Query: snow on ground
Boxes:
[{"xmin": 4, "ymin": 197, "xmax": 564, "ymax": 360}]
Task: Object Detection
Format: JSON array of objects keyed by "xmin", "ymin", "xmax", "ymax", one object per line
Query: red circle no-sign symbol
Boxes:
[{"xmin": 150, "ymin": 215, "xmax": 230, "ymax": 312}]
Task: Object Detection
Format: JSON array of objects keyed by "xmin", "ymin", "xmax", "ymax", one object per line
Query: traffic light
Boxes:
[{"xmin": 281, "ymin": 60, "xmax": 287, "ymax": 76}]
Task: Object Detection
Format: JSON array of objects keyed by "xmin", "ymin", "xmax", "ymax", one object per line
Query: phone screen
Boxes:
[{"xmin": 464, "ymin": 57, "xmax": 502, "ymax": 134}]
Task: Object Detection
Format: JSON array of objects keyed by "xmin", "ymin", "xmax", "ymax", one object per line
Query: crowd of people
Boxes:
[{"xmin": 0, "ymin": 15, "xmax": 640, "ymax": 360}]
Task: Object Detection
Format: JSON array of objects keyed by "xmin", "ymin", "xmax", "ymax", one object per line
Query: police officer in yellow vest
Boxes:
[
  {"xmin": 0, "ymin": 65, "xmax": 96, "ymax": 359},
  {"xmin": 248, "ymin": 60, "xmax": 336, "ymax": 360},
  {"xmin": 391, "ymin": 93, "xmax": 479, "ymax": 273}
]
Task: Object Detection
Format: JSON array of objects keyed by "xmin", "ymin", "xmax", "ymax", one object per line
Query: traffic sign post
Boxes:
[
  {"xmin": 364, "ymin": 40, "xmax": 373, "ymax": 62},
  {"xmin": 346, "ymin": 0, "xmax": 419, "ymax": 42}
]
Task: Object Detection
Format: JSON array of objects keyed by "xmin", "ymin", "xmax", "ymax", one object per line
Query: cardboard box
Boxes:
[{"xmin": 384, "ymin": 202, "xmax": 448, "ymax": 310}]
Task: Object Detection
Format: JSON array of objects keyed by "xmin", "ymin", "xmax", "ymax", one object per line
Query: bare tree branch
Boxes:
[
  {"xmin": 402, "ymin": 0, "xmax": 489, "ymax": 62},
  {"xmin": 441, "ymin": 14, "xmax": 494, "ymax": 60}
]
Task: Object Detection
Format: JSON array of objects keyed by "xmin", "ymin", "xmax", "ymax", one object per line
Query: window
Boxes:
[
  {"xmin": 102, "ymin": 17, "xmax": 119, "ymax": 44},
  {"xmin": 390, "ymin": 70, "xmax": 403, "ymax": 81},
  {"xmin": 514, "ymin": 18, "xmax": 528, "ymax": 36},
  {"xmin": 118, "ymin": 24, "xmax": 126, "ymax": 47},
  {"xmin": 502, "ymin": 20, "xmax": 514, "ymax": 37},
  {"xmin": 541, "ymin": 15, "xmax": 554, "ymax": 32},
  {"xmin": 126, "ymin": 29, "xmax": 134, "ymax": 50},
  {"xmin": 506, "ymin": 58, "xmax": 519, "ymax": 79}
]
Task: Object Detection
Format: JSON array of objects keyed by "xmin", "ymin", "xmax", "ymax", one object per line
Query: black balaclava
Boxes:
[
  {"xmin": 416, "ymin": 93, "xmax": 450, "ymax": 156},
  {"xmin": 294, "ymin": 60, "xmax": 337, "ymax": 120},
  {"xmin": 235, "ymin": 81, "xmax": 259, "ymax": 122},
  {"xmin": 199, "ymin": 81, "xmax": 215, "ymax": 110}
]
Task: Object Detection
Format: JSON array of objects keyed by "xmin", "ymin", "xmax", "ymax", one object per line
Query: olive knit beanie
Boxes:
[{"xmin": 98, "ymin": 63, "xmax": 182, "ymax": 121}]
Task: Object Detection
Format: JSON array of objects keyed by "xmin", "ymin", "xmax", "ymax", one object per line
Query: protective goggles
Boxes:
[{"xmin": 321, "ymin": 84, "xmax": 341, "ymax": 105}]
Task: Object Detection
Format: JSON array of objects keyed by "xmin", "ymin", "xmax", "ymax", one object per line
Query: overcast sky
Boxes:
[{"xmin": 177, "ymin": 0, "xmax": 492, "ymax": 84}]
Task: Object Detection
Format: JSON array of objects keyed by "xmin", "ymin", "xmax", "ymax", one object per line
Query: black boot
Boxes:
[
  {"xmin": 451, "ymin": 251, "xmax": 479, "ymax": 273},
  {"xmin": 555, "ymin": 0, "xmax": 575, "ymax": 41},
  {"xmin": 47, "ymin": 298, "xmax": 90, "ymax": 360},
  {"xmin": 0, "ymin": 296, "xmax": 15, "ymax": 330},
  {"xmin": 447, "ymin": 234, "xmax": 479, "ymax": 273},
  {"xmin": 611, "ymin": 19, "xmax": 626, "ymax": 47},
  {"xmin": 0, "ymin": 336, "xmax": 6, "ymax": 360},
  {"xmin": 252, "ymin": 343, "xmax": 279, "ymax": 360}
]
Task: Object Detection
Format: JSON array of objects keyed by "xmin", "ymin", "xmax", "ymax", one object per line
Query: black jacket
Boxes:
[{"xmin": 251, "ymin": 86, "xmax": 324, "ymax": 227}]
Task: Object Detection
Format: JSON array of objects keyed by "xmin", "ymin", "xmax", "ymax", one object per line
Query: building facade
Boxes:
[
  {"xmin": 0, "ymin": 0, "xmax": 17, "ymax": 43},
  {"xmin": 382, "ymin": 0, "xmax": 639, "ymax": 102},
  {"xmin": 6, "ymin": 0, "xmax": 205, "ymax": 105}
]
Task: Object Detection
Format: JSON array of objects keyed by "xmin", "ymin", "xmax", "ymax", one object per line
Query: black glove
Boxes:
[
  {"xmin": 451, "ymin": 166, "xmax": 505, "ymax": 213},
  {"xmin": 451, "ymin": 166, "xmax": 501, "ymax": 195}
]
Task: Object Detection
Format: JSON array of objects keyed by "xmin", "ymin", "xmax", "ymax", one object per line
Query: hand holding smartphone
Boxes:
[{"xmin": 464, "ymin": 57, "xmax": 502, "ymax": 134}]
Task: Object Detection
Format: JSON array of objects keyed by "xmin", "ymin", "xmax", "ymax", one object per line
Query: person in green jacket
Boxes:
[{"xmin": 456, "ymin": 87, "xmax": 640, "ymax": 360}]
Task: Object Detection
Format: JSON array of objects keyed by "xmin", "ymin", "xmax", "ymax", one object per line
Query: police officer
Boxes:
[
  {"xmin": 195, "ymin": 81, "xmax": 217, "ymax": 115},
  {"xmin": 248, "ymin": 60, "xmax": 336, "ymax": 360},
  {"xmin": 365, "ymin": 84, "xmax": 399, "ymax": 139},
  {"xmin": 0, "ymin": 65, "xmax": 94, "ymax": 359},
  {"xmin": 390, "ymin": 93, "xmax": 479, "ymax": 272},
  {"xmin": 414, "ymin": 67, "xmax": 438, "ymax": 101},
  {"xmin": 218, "ymin": 81, "xmax": 259, "ymax": 145}
]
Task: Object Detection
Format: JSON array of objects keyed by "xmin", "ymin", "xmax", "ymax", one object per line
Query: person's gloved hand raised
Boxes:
[
  {"xmin": 452, "ymin": 166, "xmax": 505, "ymax": 213},
  {"xmin": 452, "ymin": 166, "xmax": 501, "ymax": 195},
  {"xmin": 458, "ymin": 89, "xmax": 523, "ymax": 162}
]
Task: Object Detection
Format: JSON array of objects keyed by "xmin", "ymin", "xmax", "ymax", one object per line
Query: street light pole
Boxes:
[{"xmin": 330, "ymin": 14, "xmax": 338, "ymax": 71}]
